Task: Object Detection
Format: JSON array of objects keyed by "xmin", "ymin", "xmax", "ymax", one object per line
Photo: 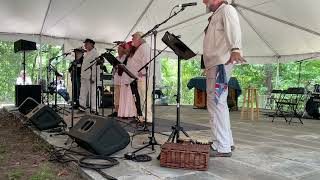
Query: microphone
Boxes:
[
  {"xmin": 176, "ymin": 2, "xmax": 197, "ymax": 8},
  {"xmin": 113, "ymin": 41, "xmax": 126, "ymax": 44},
  {"xmin": 105, "ymin": 48, "xmax": 116, "ymax": 52},
  {"xmin": 63, "ymin": 52, "xmax": 71, "ymax": 56},
  {"xmin": 71, "ymin": 48, "xmax": 87, "ymax": 53}
]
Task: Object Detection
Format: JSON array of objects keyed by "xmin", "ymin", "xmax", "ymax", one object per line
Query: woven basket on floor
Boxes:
[{"xmin": 160, "ymin": 142, "xmax": 210, "ymax": 171}]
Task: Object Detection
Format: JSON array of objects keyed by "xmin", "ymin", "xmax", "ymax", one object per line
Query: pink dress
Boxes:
[
  {"xmin": 117, "ymin": 56, "xmax": 137, "ymax": 118},
  {"xmin": 117, "ymin": 84, "xmax": 137, "ymax": 118}
]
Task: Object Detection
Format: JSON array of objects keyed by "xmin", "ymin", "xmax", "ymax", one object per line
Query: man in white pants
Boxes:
[
  {"xmin": 79, "ymin": 39, "xmax": 99, "ymax": 114},
  {"xmin": 126, "ymin": 32, "xmax": 153, "ymax": 123},
  {"xmin": 202, "ymin": 0, "xmax": 246, "ymax": 157}
]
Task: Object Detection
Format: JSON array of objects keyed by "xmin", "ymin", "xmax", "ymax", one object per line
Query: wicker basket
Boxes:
[{"xmin": 160, "ymin": 142, "xmax": 210, "ymax": 171}]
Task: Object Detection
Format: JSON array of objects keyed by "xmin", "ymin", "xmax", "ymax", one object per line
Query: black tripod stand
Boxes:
[
  {"xmin": 161, "ymin": 31, "xmax": 196, "ymax": 143},
  {"xmin": 47, "ymin": 54, "xmax": 71, "ymax": 116},
  {"xmin": 125, "ymin": 6, "xmax": 190, "ymax": 157}
]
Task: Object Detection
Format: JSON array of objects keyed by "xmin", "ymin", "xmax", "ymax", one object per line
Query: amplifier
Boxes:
[
  {"xmin": 15, "ymin": 85, "xmax": 41, "ymax": 107},
  {"xmin": 14, "ymin": 39, "xmax": 37, "ymax": 53}
]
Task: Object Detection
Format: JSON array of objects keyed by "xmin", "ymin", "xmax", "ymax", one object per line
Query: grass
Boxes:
[
  {"xmin": 30, "ymin": 163, "xmax": 55, "ymax": 180},
  {"xmin": 7, "ymin": 170, "xmax": 24, "ymax": 180},
  {"xmin": 0, "ymin": 144, "xmax": 6, "ymax": 164},
  {"xmin": 0, "ymin": 144, "xmax": 6, "ymax": 154},
  {"xmin": 31, "ymin": 137, "xmax": 52, "ymax": 153}
]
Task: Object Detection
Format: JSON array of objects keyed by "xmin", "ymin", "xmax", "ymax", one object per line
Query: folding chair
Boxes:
[
  {"xmin": 272, "ymin": 87, "xmax": 305, "ymax": 124},
  {"xmin": 265, "ymin": 89, "xmax": 283, "ymax": 110}
]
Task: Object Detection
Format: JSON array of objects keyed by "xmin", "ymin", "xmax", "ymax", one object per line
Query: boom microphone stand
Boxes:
[
  {"xmin": 48, "ymin": 52, "xmax": 71, "ymax": 115},
  {"xmin": 125, "ymin": 6, "xmax": 187, "ymax": 157}
]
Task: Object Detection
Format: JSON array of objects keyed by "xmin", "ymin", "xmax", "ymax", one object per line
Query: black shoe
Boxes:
[
  {"xmin": 108, "ymin": 112, "xmax": 118, "ymax": 117},
  {"xmin": 90, "ymin": 111, "xmax": 99, "ymax": 115},
  {"xmin": 210, "ymin": 147, "xmax": 232, "ymax": 157}
]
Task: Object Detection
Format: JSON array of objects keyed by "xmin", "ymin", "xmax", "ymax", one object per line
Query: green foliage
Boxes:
[
  {"xmin": 161, "ymin": 57, "xmax": 320, "ymax": 105},
  {"xmin": 161, "ymin": 58, "xmax": 201, "ymax": 104},
  {"xmin": 1, "ymin": 40, "xmax": 320, "ymax": 105},
  {"xmin": 0, "ymin": 41, "xmax": 62, "ymax": 103},
  {"xmin": 232, "ymin": 64, "xmax": 268, "ymax": 94}
]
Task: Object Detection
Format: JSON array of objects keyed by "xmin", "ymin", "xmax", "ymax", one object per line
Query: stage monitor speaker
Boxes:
[
  {"xmin": 18, "ymin": 97, "xmax": 39, "ymax": 115},
  {"xmin": 26, "ymin": 104, "xmax": 65, "ymax": 130},
  {"xmin": 14, "ymin": 39, "xmax": 37, "ymax": 53},
  {"xmin": 15, "ymin": 85, "xmax": 41, "ymax": 107},
  {"xmin": 100, "ymin": 94, "xmax": 113, "ymax": 108},
  {"xmin": 68, "ymin": 115, "xmax": 130, "ymax": 155}
]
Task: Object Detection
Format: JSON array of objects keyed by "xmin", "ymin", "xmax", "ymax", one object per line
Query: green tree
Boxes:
[{"xmin": 0, "ymin": 41, "xmax": 62, "ymax": 104}]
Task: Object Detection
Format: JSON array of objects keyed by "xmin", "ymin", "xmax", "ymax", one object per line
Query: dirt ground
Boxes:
[{"xmin": 0, "ymin": 109, "xmax": 85, "ymax": 180}]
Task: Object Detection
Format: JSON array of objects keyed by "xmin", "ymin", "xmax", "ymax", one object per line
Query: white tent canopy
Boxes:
[{"xmin": 1, "ymin": 0, "xmax": 320, "ymax": 64}]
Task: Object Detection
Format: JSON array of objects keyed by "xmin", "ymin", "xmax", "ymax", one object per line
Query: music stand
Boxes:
[
  {"xmin": 117, "ymin": 64, "xmax": 138, "ymax": 80},
  {"xmin": 101, "ymin": 52, "xmax": 121, "ymax": 66},
  {"xmin": 162, "ymin": 31, "xmax": 196, "ymax": 143}
]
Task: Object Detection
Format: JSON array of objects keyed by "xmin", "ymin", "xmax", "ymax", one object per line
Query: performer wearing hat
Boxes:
[
  {"xmin": 68, "ymin": 48, "xmax": 84, "ymax": 108},
  {"xmin": 202, "ymin": 0, "xmax": 246, "ymax": 157},
  {"xmin": 78, "ymin": 39, "xmax": 100, "ymax": 114},
  {"xmin": 56, "ymin": 73, "xmax": 70, "ymax": 102}
]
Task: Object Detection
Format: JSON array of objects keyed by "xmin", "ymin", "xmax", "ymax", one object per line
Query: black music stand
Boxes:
[
  {"xmin": 162, "ymin": 31, "xmax": 196, "ymax": 143},
  {"xmin": 101, "ymin": 52, "xmax": 122, "ymax": 117},
  {"xmin": 101, "ymin": 52, "xmax": 121, "ymax": 67},
  {"xmin": 117, "ymin": 64, "xmax": 138, "ymax": 81}
]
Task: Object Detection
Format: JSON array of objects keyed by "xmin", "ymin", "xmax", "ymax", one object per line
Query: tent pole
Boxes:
[
  {"xmin": 124, "ymin": 0, "xmax": 155, "ymax": 40},
  {"xmin": 39, "ymin": 36, "xmax": 42, "ymax": 82},
  {"xmin": 233, "ymin": 3, "xmax": 320, "ymax": 38},
  {"xmin": 235, "ymin": 7, "xmax": 280, "ymax": 57},
  {"xmin": 158, "ymin": 13, "xmax": 207, "ymax": 34},
  {"xmin": 276, "ymin": 59, "xmax": 280, "ymax": 89},
  {"xmin": 40, "ymin": 0, "xmax": 52, "ymax": 35}
]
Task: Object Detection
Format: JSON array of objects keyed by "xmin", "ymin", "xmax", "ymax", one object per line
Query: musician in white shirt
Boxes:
[
  {"xmin": 56, "ymin": 73, "xmax": 70, "ymax": 102},
  {"xmin": 78, "ymin": 39, "xmax": 100, "ymax": 114},
  {"xmin": 126, "ymin": 32, "xmax": 153, "ymax": 123},
  {"xmin": 202, "ymin": 0, "xmax": 246, "ymax": 157},
  {"xmin": 16, "ymin": 70, "xmax": 32, "ymax": 85}
]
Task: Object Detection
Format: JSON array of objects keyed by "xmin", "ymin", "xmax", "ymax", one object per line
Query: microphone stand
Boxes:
[
  {"xmin": 136, "ymin": 46, "xmax": 169, "ymax": 133},
  {"xmin": 84, "ymin": 62, "xmax": 95, "ymax": 114},
  {"xmin": 84, "ymin": 56, "xmax": 104, "ymax": 115},
  {"xmin": 125, "ymin": 7, "xmax": 185, "ymax": 157},
  {"xmin": 48, "ymin": 52, "xmax": 70, "ymax": 114},
  {"xmin": 95, "ymin": 60, "xmax": 98, "ymax": 114},
  {"xmin": 100, "ymin": 64, "xmax": 105, "ymax": 117},
  {"xmin": 70, "ymin": 57, "xmax": 79, "ymax": 128}
]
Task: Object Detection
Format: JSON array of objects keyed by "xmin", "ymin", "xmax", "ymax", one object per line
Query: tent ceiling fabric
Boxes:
[{"xmin": 0, "ymin": 0, "xmax": 320, "ymax": 64}]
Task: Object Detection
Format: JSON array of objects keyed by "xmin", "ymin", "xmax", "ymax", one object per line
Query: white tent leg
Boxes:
[
  {"xmin": 39, "ymin": 36, "xmax": 42, "ymax": 82},
  {"xmin": 276, "ymin": 59, "xmax": 280, "ymax": 89}
]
